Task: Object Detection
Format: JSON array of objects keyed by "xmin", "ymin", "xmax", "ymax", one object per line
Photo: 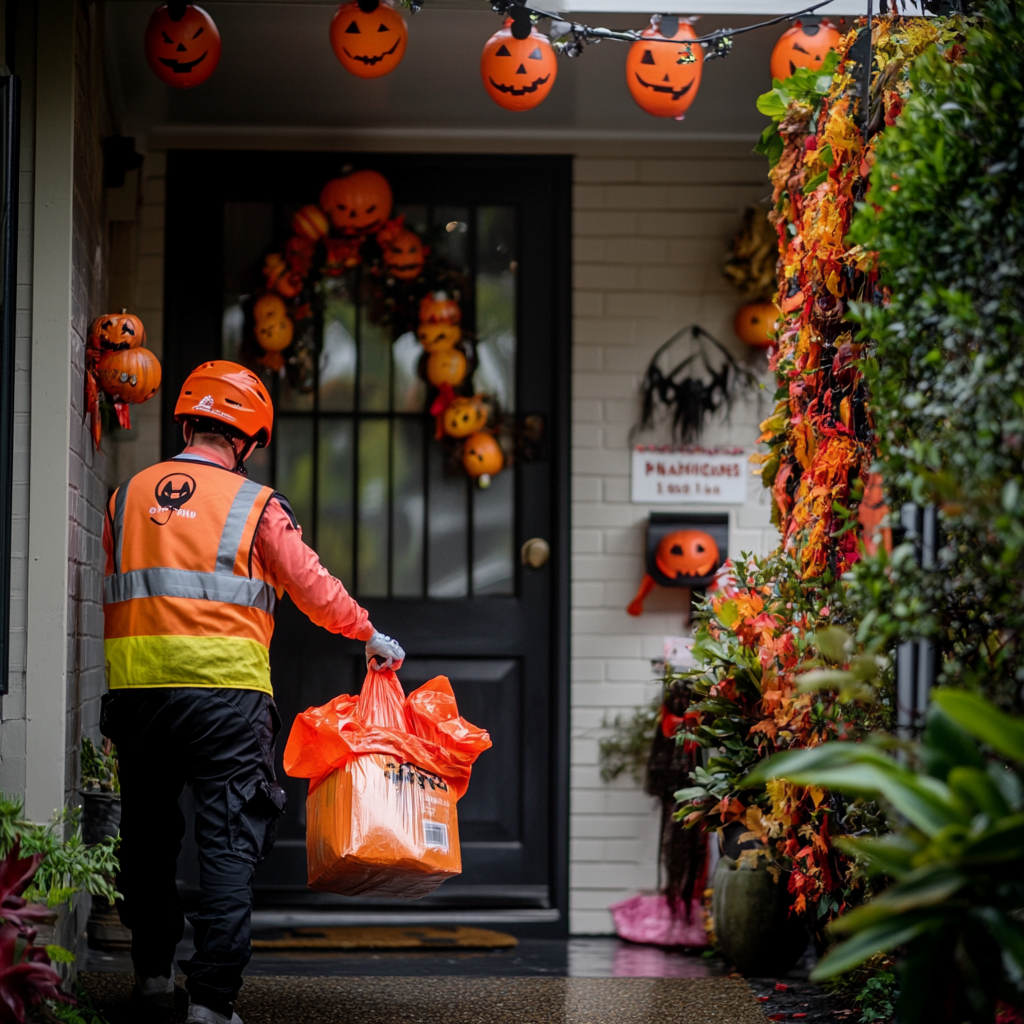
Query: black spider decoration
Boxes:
[{"xmin": 636, "ymin": 324, "xmax": 756, "ymax": 444}]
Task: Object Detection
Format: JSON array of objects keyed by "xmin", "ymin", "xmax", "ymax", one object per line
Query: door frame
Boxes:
[{"xmin": 162, "ymin": 150, "xmax": 572, "ymax": 935}]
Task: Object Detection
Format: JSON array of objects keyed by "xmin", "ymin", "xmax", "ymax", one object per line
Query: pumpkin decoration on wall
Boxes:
[
  {"xmin": 769, "ymin": 17, "xmax": 841, "ymax": 80},
  {"xmin": 329, "ymin": 0, "xmax": 409, "ymax": 79},
  {"xmin": 144, "ymin": 3, "xmax": 222, "ymax": 89},
  {"xmin": 237, "ymin": 166, "xmax": 509, "ymax": 487},
  {"xmin": 625, "ymin": 16, "xmax": 703, "ymax": 120},
  {"xmin": 481, "ymin": 10, "xmax": 558, "ymax": 112},
  {"xmin": 85, "ymin": 311, "xmax": 162, "ymax": 448}
]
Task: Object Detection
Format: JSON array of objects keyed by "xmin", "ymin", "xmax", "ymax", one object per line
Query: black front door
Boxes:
[{"xmin": 164, "ymin": 152, "xmax": 570, "ymax": 932}]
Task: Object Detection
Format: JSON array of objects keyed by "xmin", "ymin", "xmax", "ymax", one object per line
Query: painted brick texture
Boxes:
[{"xmin": 569, "ymin": 147, "xmax": 777, "ymax": 934}]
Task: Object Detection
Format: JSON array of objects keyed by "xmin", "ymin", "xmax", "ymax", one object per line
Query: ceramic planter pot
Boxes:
[
  {"xmin": 80, "ymin": 790, "xmax": 120, "ymax": 846},
  {"xmin": 711, "ymin": 855, "xmax": 808, "ymax": 976}
]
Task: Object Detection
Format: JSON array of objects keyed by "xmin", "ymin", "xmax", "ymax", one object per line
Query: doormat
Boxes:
[{"xmin": 250, "ymin": 925, "xmax": 518, "ymax": 951}]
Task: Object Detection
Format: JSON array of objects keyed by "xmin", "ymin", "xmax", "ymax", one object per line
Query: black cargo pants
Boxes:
[{"xmin": 102, "ymin": 687, "xmax": 286, "ymax": 1017}]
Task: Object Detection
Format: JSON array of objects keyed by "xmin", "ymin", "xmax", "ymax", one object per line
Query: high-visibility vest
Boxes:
[{"xmin": 104, "ymin": 457, "xmax": 278, "ymax": 694}]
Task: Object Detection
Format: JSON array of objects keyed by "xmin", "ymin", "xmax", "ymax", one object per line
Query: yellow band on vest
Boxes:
[{"xmin": 105, "ymin": 635, "xmax": 273, "ymax": 695}]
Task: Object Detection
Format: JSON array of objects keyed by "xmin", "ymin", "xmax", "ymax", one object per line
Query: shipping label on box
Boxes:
[{"xmin": 631, "ymin": 447, "xmax": 747, "ymax": 505}]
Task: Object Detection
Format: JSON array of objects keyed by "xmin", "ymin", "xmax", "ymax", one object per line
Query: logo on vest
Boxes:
[{"xmin": 150, "ymin": 474, "xmax": 198, "ymax": 524}]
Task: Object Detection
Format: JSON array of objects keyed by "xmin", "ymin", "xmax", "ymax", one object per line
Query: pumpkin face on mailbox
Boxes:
[
  {"xmin": 443, "ymin": 397, "xmax": 487, "ymax": 438},
  {"xmin": 383, "ymin": 229, "xmax": 425, "ymax": 280},
  {"xmin": 480, "ymin": 18, "xmax": 558, "ymax": 112},
  {"xmin": 417, "ymin": 322, "xmax": 462, "ymax": 353},
  {"xmin": 144, "ymin": 4, "xmax": 222, "ymax": 89},
  {"xmin": 89, "ymin": 312, "xmax": 146, "ymax": 353},
  {"xmin": 769, "ymin": 19, "xmax": 841, "ymax": 81},
  {"xmin": 319, "ymin": 171, "xmax": 393, "ymax": 235},
  {"xmin": 625, "ymin": 17, "xmax": 703, "ymax": 120},
  {"xmin": 329, "ymin": 0, "xmax": 408, "ymax": 79},
  {"xmin": 655, "ymin": 530, "xmax": 719, "ymax": 580}
]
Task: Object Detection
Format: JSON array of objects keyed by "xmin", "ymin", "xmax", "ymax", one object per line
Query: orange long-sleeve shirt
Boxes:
[{"xmin": 102, "ymin": 444, "xmax": 375, "ymax": 642}]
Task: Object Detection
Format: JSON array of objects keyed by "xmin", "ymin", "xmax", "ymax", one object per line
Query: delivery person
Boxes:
[{"xmin": 100, "ymin": 361, "xmax": 404, "ymax": 1024}]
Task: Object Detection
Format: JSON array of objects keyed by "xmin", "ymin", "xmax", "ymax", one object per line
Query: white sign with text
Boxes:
[{"xmin": 631, "ymin": 447, "xmax": 747, "ymax": 504}]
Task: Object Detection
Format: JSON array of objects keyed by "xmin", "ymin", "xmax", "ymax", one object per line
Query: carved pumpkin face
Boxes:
[
  {"xmin": 770, "ymin": 19, "xmax": 841, "ymax": 81},
  {"xmin": 253, "ymin": 295, "xmax": 294, "ymax": 353},
  {"xmin": 462, "ymin": 432, "xmax": 504, "ymax": 481},
  {"xmin": 144, "ymin": 4, "xmax": 222, "ymax": 89},
  {"xmin": 734, "ymin": 302, "xmax": 780, "ymax": 349},
  {"xmin": 655, "ymin": 530, "xmax": 718, "ymax": 580},
  {"xmin": 88, "ymin": 312, "xmax": 146, "ymax": 353},
  {"xmin": 253, "ymin": 294, "xmax": 287, "ymax": 323},
  {"xmin": 426, "ymin": 348, "xmax": 468, "ymax": 388},
  {"xmin": 292, "ymin": 204, "xmax": 330, "ymax": 241},
  {"xmin": 625, "ymin": 18, "xmax": 703, "ymax": 120},
  {"xmin": 418, "ymin": 294, "xmax": 461, "ymax": 325},
  {"xmin": 383, "ymin": 229, "xmax": 425, "ymax": 280},
  {"xmin": 443, "ymin": 397, "xmax": 487, "ymax": 438},
  {"xmin": 319, "ymin": 170, "xmax": 393, "ymax": 235},
  {"xmin": 97, "ymin": 347, "xmax": 162, "ymax": 404},
  {"xmin": 330, "ymin": 0, "xmax": 408, "ymax": 79},
  {"xmin": 417, "ymin": 322, "xmax": 461, "ymax": 353},
  {"xmin": 480, "ymin": 17, "xmax": 558, "ymax": 112}
]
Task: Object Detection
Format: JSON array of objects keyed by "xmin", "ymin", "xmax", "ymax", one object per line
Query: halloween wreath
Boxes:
[{"xmin": 240, "ymin": 167, "xmax": 510, "ymax": 487}]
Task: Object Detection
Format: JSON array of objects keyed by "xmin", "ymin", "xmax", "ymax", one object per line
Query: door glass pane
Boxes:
[
  {"xmin": 395, "ymin": 204, "xmax": 429, "ymax": 238},
  {"xmin": 276, "ymin": 418, "xmax": 315, "ymax": 545},
  {"xmin": 427, "ymin": 443, "xmax": 468, "ymax": 598},
  {"xmin": 432, "ymin": 206, "xmax": 471, "ymax": 276},
  {"xmin": 318, "ymin": 419, "xmax": 354, "ymax": 584},
  {"xmin": 320, "ymin": 277, "xmax": 356, "ymax": 412},
  {"xmin": 392, "ymin": 331, "xmax": 426, "ymax": 413},
  {"xmin": 392, "ymin": 418, "xmax": 425, "ymax": 597},
  {"xmin": 473, "ymin": 468, "xmax": 514, "ymax": 595},
  {"xmin": 358, "ymin": 296, "xmax": 392, "ymax": 413},
  {"xmin": 358, "ymin": 418, "xmax": 390, "ymax": 596},
  {"xmin": 475, "ymin": 206, "xmax": 517, "ymax": 412}
]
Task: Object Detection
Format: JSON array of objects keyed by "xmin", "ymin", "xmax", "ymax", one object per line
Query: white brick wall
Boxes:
[{"xmin": 569, "ymin": 146, "xmax": 778, "ymax": 934}]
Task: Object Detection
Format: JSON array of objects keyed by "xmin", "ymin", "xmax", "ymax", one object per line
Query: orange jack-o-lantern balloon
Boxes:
[
  {"xmin": 144, "ymin": 4, "xmax": 222, "ymax": 89},
  {"xmin": 418, "ymin": 293, "xmax": 462, "ymax": 325},
  {"xmin": 443, "ymin": 396, "xmax": 488, "ymax": 438},
  {"xmin": 625, "ymin": 17, "xmax": 703, "ymax": 120},
  {"xmin": 463, "ymin": 432, "xmax": 504, "ymax": 484},
  {"xmin": 417, "ymin": 322, "xmax": 462, "ymax": 353},
  {"xmin": 320, "ymin": 170, "xmax": 393, "ymax": 235},
  {"xmin": 734, "ymin": 302, "xmax": 780, "ymax": 349},
  {"xmin": 770, "ymin": 18, "xmax": 841, "ymax": 81},
  {"xmin": 480, "ymin": 15, "xmax": 558, "ymax": 112},
  {"xmin": 330, "ymin": 0, "xmax": 408, "ymax": 79},
  {"xmin": 655, "ymin": 530, "xmax": 718, "ymax": 580},
  {"xmin": 383, "ymin": 229, "xmax": 425, "ymax": 280},
  {"xmin": 88, "ymin": 312, "xmax": 146, "ymax": 353},
  {"xmin": 426, "ymin": 348, "xmax": 468, "ymax": 388},
  {"xmin": 97, "ymin": 347, "xmax": 162, "ymax": 404}
]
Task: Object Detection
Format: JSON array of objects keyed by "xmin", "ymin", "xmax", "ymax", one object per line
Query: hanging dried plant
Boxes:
[{"xmin": 723, "ymin": 205, "xmax": 778, "ymax": 302}]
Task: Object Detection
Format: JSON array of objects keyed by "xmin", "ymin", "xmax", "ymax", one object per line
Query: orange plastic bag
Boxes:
[{"xmin": 283, "ymin": 667, "xmax": 491, "ymax": 898}]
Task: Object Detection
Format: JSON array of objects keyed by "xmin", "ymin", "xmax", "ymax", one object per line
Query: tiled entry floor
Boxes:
[{"xmin": 80, "ymin": 974, "xmax": 767, "ymax": 1024}]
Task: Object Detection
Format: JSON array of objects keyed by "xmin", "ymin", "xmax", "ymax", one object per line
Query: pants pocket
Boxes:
[{"xmin": 228, "ymin": 773, "xmax": 287, "ymax": 864}]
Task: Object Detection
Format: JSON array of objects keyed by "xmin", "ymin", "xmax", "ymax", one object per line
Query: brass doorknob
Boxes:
[{"xmin": 521, "ymin": 537, "xmax": 550, "ymax": 568}]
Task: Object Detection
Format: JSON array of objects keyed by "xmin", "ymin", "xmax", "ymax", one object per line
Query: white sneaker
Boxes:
[{"xmin": 186, "ymin": 1004, "xmax": 243, "ymax": 1024}]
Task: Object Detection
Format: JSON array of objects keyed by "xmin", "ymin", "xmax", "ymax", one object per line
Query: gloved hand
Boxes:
[{"xmin": 365, "ymin": 631, "xmax": 405, "ymax": 671}]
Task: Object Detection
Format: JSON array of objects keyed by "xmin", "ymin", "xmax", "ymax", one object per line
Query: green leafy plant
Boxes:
[
  {"xmin": 79, "ymin": 739, "xmax": 118, "ymax": 795},
  {"xmin": 0, "ymin": 796, "xmax": 119, "ymax": 910},
  {"xmin": 748, "ymin": 689, "xmax": 1024, "ymax": 1023},
  {"xmin": 598, "ymin": 699, "xmax": 659, "ymax": 785}
]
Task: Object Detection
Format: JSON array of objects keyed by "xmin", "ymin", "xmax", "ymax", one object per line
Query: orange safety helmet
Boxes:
[{"xmin": 174, "ymin": 361, "xmax": 274, "ymax": 448}]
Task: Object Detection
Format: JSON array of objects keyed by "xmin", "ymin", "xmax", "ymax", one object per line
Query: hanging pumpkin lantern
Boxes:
[
  {"xmin": 97, "ymin": 347, "xmax": 162, "ymax": 404},
  {"xmin": 480, "ymin": 12, "xmax": 558, "ymax": 113},
  {"xmin": 770, "ymin": 18, "xmax": 841, "ymax": 81},
  {"xmin": 417, "ymin": 322, "xmax": 462, "ymax": 353},
  {"xmin": 382, "ymin": 229, "xmax": 425, "ymax": 280},
  {"xmin": 292, "ymin": 204, "xmax": 330, "ymax": 241},
  {"xmin": 88, "ymin": 311, "xmax": 146, "ymax": 353},
  {"xmin": 625, "ymin": 17, "xmax": 703, "ymax": 120},
  {"xmin": 330, "ymin": 0, "xmax": 408, "ymax": 79},
  {"xmin": 144, "ymin": 4, "xmax": 222, "ymax": 89},
  {"xmin": 443, "ymin": 396, "xmax": 488, "ymax": 439},
  {"xmin": 734, "ymin": 302, "xmax": 780, "ymax": 349},
  {"xmin": 319, "ymin": 171, "xmax": 394, "ymax": 235},
  {"xmin": 462, "ymin": 432, "xmax": 504, "ymax": 487},
  {"xmin": 426, "ymin": 347, "xmax": 468, "ymax": 388},
  {"xmin": 418, "ymin": 293, "xmax": 462, "ymax": 325}
]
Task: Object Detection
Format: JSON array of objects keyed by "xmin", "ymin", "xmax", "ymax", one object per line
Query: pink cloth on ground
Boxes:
[{"xmin": 609, "ymin": 893, "xmax": 708, "ymax": 948}]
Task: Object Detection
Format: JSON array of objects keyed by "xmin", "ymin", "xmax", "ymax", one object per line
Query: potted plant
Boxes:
[{"xmin": 79, "ymin": 738, "xmax": 119, "ymax": 847}]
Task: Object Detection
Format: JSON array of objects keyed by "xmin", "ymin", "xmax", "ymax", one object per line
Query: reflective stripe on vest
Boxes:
[{"xmin": 104, "ymin": 460, "xmax": 276, "ymax": 694}]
